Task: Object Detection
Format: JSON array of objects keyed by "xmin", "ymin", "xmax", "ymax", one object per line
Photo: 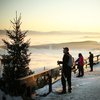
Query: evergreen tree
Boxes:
[{"xmin": 1, "ymin": 12, "xmax": 31, "ymax": 82}]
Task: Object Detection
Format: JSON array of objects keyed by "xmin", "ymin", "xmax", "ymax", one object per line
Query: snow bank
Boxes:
[{"xmin": 0, "ymin": 90, "xmax": 23, "ymax": 100}]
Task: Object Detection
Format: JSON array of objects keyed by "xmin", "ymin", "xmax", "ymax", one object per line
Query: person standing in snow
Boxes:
[
  {"xmin": 75, "ymin": 53, "xmax": 84, "ymax": 77},
  {"xmin": 57, "ymin": 47, "xmax": 72, "ymax": 93},
  {"xmin": 89, "ymin": 52, "xmax": 94, "ymax": 72}
]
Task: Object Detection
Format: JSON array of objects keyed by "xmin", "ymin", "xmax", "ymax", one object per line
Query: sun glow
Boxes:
[{"xmin": 0, "ymin": 0, "xmax": 100, "ymax": 32}]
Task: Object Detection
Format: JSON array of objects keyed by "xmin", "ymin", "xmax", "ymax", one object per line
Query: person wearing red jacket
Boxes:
[{"xmin": 76, "ymin": 53, "xmax": 84, "ymax": 77}]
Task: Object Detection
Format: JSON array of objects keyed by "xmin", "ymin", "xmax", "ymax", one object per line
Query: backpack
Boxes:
[{"xmin": 67, "ymin": 54, "xmax": 74, "ymax": 67}]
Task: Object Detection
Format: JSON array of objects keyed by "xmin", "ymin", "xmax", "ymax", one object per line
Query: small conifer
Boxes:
[{"xmin": 2, "ymin": 12, "xmax": 31, "ymax": 82}]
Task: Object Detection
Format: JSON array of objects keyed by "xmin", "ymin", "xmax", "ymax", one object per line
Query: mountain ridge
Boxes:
[
  {"xmin": 0, "ymin": 40, "xmax": 99, "ymax": 50},
  {"xmin": 30, "ymin": 41, "xmax": 100, "ymax": 49},
  {"xmin": 0, "ymin": 30, "xmax": 100, "ymax": 35}
]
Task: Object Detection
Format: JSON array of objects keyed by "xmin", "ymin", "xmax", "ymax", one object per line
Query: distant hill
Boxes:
[
  {"xmin": 0, "ymin": 40, "xmax": 99, "ymax": 50},
  {"xmin": 30, "ymin": 41, "xmax": 100, "ymax": 50},
  {"xmin": 0, "ymin": 30, "xmax": 100, "ymax": 50},
  {"xmin": 1, "ymin": 30, "xmax": 100, "ymax": 35}
]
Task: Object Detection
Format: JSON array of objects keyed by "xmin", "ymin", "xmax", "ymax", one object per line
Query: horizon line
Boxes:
[{"xmin": 0, "ymin": 29, "xmax": 100, "ymax": 33}]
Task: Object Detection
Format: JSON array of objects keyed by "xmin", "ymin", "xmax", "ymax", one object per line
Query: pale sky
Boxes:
[{"xmin": 0, "ymin": 0, "xmax": 100, "ymax": 32}]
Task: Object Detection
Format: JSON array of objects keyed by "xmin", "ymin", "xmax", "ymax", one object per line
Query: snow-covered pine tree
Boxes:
[{"xmin": 2, "ymin": 12, "xmax": 32, "ymax": 82}]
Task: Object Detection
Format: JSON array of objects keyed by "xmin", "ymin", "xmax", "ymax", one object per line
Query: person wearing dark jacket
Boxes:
[
  {"xmin": 89, "ymin": 52, "xmax": 94, "ymax": 71},
  {"xmin": 57, "ymin": 47, "xmax": 72, "ymax": 94}
]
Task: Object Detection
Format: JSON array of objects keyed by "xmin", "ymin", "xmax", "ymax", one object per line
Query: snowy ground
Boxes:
[
  {"xmin": 0, "ymin": 63, "xmax": 100, "ymax": 100},
  {"xmin": 32, "ymin": 63, "xmax": 100, "ymax": 100},
  {"xmin": 0, "ymin": 90, "xmax": 23, "ymax": 100}
]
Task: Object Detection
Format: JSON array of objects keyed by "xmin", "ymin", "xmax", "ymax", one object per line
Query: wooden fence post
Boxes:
[
  {"xmin": 97, "ymin": 55, "xmax": 99, "ymax": 64},
  {"xmin": 48, "ymin": 70, "xmax": 52, "ymax": 93},
  {"xmin": 85, "ymin": 59, "xmax": 88, "ymax": 68}
]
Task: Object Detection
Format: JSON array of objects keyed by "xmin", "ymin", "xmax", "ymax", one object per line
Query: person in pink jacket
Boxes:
[{"xmin": 75, "ymin": 53, "xmax": 84, "ymax": 77}]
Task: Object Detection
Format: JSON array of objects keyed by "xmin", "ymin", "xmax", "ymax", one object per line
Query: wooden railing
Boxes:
[{"xmin": 17, "ymin": 54, "xmax": 100, "ymax": 96}]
